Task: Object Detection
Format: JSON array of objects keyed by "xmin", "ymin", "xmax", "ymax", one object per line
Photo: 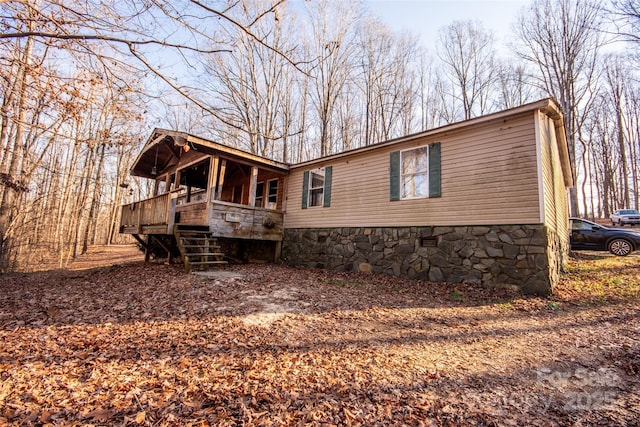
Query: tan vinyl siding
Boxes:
[
  {"xmin": 284, "ymin": 113, "xmax": 542, "ymax": 228},
  {"xmin": 539, "ymin": 113, "xmax": 570, "ymax": 241}
]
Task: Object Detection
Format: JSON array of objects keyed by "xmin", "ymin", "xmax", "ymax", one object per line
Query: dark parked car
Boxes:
[{"xmin": 570, "ymin": 218, "xmax": 640, "ymax": 256}]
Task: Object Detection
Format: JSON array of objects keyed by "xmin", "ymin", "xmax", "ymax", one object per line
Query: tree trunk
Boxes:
[
  {"xmin": 83, "ymin": 143, "xmax": 106, "ymax": 254},
  {"xmin": 0, "ymin": 34, "xmax": 33, "ymax": 271}
]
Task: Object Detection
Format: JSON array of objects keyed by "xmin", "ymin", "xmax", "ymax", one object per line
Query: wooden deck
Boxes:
[
  {"xmin": 120, "ymin": 193, "xmax": 171, "ymax": 234},
  {"xmin": 120, "ymin": 194, "xmax": 284, "ymax": 241}
]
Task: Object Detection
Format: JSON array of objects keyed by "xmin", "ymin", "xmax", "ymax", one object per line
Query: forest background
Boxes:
[{"xmin": 0, "ymin": 0, "xmax": 639, "ymax": 271}]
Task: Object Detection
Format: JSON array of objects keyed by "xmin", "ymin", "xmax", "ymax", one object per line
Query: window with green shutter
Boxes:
[
  {"xmin": 390, "ymin": 142, "xmax": 441, "ymax": 200},
  {"xmin": 389, "ymin": 151, "xmax": 400, "ymax": 201},
  {"xmin": 323, "ymin": 166, "xmax": 332, "ymax": 207},
  {"xmin": 302, "ymin": 166, "xmax": 333, "ymax": 208},
  {"xmin": 428, "ymin": 142, "xmax": 441, "ymax": 197},
  {"xmin": 301, "ymin": 171, "xmax": 309, "ymax": 209}
]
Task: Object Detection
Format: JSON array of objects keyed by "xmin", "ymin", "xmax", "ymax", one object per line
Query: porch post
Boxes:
[
  {"xmin": 208, "ymin": 156, "xmax": 219, "ymax": 202},
  {"xmin": 216, "ymin": 159, "xmax": 227, "ymax": 200},
  {"xmin": 136, "ymin": 204, "xmax": 142, "ymax": 234},
  {"xmin": 248, "ymin": 166, "xmax": 258, "ymax": 207},
  {"xmin": 175, "ymin": 169, "xmax": 182, "ymax": 192},
  {"xmin": 274, "ymin": 241, "xmax": 282, "ymax": 262},
  {"xmin": 144, "ymin": 235, "xmax": 151, "ymax": 262}
]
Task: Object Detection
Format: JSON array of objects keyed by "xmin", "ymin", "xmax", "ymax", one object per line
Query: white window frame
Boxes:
[
  {"xmin": 308, "ymin": 168, "xmax": 325, "ymax": 208},
  {"xmin": 401, "ymin": 146, "xmax": 430, "ymax": 200},
  {"xmin": 266, "ymin": 178, "xmax": 278, "ymax": 209},
  {"xmin": 254, "ymin": 181, "xmax": 265, "ymax": 207}
]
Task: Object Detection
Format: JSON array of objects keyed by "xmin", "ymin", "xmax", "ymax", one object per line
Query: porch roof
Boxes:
[{"xmin": 131, "ymin": 129, "xmax": 290, "ymax": 179}]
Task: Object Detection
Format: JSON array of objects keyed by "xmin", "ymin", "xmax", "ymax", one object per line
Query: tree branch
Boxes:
[
  {"xmin": 188, "ymin": 0, "xmax": 310, "ymax": 74},
  {"xmin": 0, "ymin": 32, "xmax": 231, "ymax": 54}
]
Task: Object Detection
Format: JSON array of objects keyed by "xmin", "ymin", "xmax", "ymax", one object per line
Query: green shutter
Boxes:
[
  {"xmin": 301, "ymin": 171, "xmax": 309, "ymax": 209},
  {"xmin": 389, "ymin": 151, "xmax": 400, "ymax": 201},
  {"xmin": 429, "ymin": 142, "xmax": 441, "ymax": 198},
  {"xmin": 323, "ymin": 166, "xmax": 332, "ymax": 207}
]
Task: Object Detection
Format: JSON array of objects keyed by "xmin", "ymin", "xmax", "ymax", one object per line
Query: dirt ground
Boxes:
[{"xmin": 0, "ymin": 246, "xmax": 638, "ymax": 426}]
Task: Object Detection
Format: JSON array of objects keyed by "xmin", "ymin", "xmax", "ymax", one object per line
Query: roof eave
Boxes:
[
  {"xmin": 290, "ymin": 98, "xmax": 560, "ymax": 169},
  {"xmin": 540, "ymin": 101, "xmax": 575, "ymax": 188},
  {"xmin": 130, "ymin": 129, "xmax": 290, "ymax": 179}
]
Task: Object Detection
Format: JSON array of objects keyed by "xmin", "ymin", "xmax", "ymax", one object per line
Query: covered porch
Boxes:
[{"xmin": 119, "ymin": 129, "xmax": 289, "ymax": 264}]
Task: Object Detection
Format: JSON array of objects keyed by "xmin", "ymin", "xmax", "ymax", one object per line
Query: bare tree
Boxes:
[
  {"xmin": 602, "ymin": 56, "xmax": 631, "ymax": 209},
  {"xmin": 437, "ymin": 20, "xmax": 496, "ymax": 121},
  {"xmin": 514, "ymin": 0, "xmax": 605, "ymax": 217},
  {"xmin": 355, "ymin": 21, "xmax": 420, "ymax": 145},
  {"xmin": 0, "ymin": 0, "xmax": 294, "ymax": 269},
  {"xmin": 416, "ymin": 52, "xmax": 448, "ymax": 130},
  {"xmin": 494, "ymin": 61, "xmax": 540, "ymax": 110},
  {"xmin": 626, "ymin": 87, "xmax": 640, "ymax": 210},
  {"xmin": 202, "ymin": 0, "xmax": 299, "ymax": 159},
  {"xmin": 611, "ymin": 0, "xmax": 640, "ymax": 44},
  {"xmin": 305, "ymin": 0, "xmax": 360, "ymax": 157},
  {"xmin": 0, "ymin": 10, "xmax": 36, "ymax": 269}
]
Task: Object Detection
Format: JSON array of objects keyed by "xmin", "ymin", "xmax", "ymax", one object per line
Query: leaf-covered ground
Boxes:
[{"xmin": 0, "ymin": 246, "xmax": 638, "ymax": 426}]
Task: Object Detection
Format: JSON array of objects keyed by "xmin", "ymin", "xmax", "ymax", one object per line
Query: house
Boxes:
[{"xmin": 120, "ymin": 98, "xmax": 572, "ymax": 295}]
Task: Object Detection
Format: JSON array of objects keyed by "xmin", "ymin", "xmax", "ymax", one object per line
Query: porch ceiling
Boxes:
[
  {"xmin": 131, "ymin": 133, "xmax": 182, "ymax": 179},
  {"xmin": 131, "ymin": 129, "xmax": 289, "ymax": 180}
]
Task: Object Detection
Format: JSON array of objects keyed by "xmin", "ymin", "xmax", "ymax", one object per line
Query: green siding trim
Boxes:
[
  {"xmin": 389, "ymin": 151, "xmax": 400, "ymax": 201},
  {"xmin": 301, "ymin": 170, "xmax": 309, "ymax": 209},
  {"xmin": 323, "ymin": 166, "xmax": 332, "ymax": 207},
  {"xmin": 429, "ymin": 142, "xmax": 441, "ymax": 198}
]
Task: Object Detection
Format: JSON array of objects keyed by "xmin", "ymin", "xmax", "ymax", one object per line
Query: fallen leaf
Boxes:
[{"xmin": 135, "ymin": 410, "xmax": 146, "ymax": 423}]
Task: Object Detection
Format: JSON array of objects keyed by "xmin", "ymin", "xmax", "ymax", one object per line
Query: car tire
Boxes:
[{"xmin": 609, "ymin": 239, "xmax": 633, "ymax": 256}]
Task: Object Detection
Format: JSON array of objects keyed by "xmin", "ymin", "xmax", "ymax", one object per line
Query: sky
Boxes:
[{"xmin": 365, "ymin": 0, "xmax": 531, "ymax": 52}]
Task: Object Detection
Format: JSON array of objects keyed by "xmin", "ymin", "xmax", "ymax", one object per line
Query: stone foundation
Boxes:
[{"xmin": 282, "ymin": 225, "xmax": 562, "ymax": 295}]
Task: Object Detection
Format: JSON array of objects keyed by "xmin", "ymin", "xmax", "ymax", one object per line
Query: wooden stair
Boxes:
[{"xmin": 174, "ymin": 225, "xmax": 227, "ymax": 273}]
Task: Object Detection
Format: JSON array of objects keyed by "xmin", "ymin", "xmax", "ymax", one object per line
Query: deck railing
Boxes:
[
  {"xmin": 119, "ymin": 192, "xmax": 285, "ymax": 240},
  {"xmin": 120, "ymin": 193, "xmax": 171, "ymax": 232}
]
